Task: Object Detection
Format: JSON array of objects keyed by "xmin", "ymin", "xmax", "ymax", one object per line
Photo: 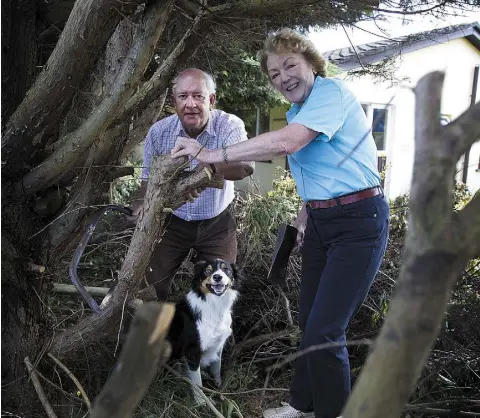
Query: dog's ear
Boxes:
[{"xmin": 193, "ymin": 260, "xmax": 208, "ymax": 277}]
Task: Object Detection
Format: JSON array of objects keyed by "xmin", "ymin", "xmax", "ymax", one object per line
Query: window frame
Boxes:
[{"xmin": 360, "ymin": 102, "xmax": 392, "ymax": 158}]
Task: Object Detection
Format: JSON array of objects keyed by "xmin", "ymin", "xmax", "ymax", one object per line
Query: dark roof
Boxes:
[{"xmin": 323, "ymin": 22, "xmax": 480, "ymax": 70}]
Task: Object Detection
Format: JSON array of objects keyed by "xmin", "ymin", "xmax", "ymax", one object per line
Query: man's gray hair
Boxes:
[
  {"xmin": 203, "ymin": 72, "xmax": 216, "ymax": 94},
  {"xmin": 172, "ymin": 69, "xmax": 216, "ymax": 94}
]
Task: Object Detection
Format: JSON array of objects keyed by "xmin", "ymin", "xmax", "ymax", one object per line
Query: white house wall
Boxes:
[{"xmin": 342, "ymin": 37, "xmax": 480, "ymax": 199}]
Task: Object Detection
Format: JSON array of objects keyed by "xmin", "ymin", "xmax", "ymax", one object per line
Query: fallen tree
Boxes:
[
  {"xmin": 47, "ymin": 156, "xmax": 224, "ymax": 360},
  {"xmin": 2, "ymin": 0, "xmax": 479, "ymax": 413}
]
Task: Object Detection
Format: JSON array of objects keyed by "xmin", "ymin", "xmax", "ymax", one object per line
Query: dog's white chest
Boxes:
[{"xmin": 187, "ymin": 290, "xmax": 237, "ymax": 366}]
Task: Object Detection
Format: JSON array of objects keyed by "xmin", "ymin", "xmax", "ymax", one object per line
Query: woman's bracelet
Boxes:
[{"xmin": 222, "ymin": 144, "xmax": 229, "ymax": 163}]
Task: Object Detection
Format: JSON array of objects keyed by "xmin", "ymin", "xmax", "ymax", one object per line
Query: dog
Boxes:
[{"xmin": 167, "ymin": 258, "xmax": 241, "ymax": 403}]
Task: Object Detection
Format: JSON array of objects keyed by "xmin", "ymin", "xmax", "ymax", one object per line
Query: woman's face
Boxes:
[{"xmin": 266, "ymin": 52, "xmax": 315, "ymax": 104}]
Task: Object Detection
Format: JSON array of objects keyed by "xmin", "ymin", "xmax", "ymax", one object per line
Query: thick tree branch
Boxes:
[
  {"xmin": 112, "ymin": 156, "xmax": 223, "ymax": 301},
  {"xmin": 444, "ymin": 101, "xmax": 480, "ymax": 161},
  {"xmin": 47, "ymin": 156, "xmax": 223, "ymax": 359},
  {"xmin": 120, "ymin": 89, "xmax": 168, "ymax": 160},
  {"xmin": 90, "ymin": 302, "xmax": 174, "ymax": 418},
  {"xmin": 2, "ymin": 0, "xmax": 145, "ymax": 175},
  {"xmin": 342, "ymin": 71, "xmax": 478, "ymax": 418},
  {"xmin": 113, "ymin": 13, "xmax": 202, "ymax": 125},
  {"xmin": 409, "ymin": 71, "xmax": 454, "ymax": 253},
  {"xmin": 14, "ymin": 0, "xmax": 175, "ymax": 198}
]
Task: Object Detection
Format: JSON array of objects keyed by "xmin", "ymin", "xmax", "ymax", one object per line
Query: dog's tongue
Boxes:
[{"xmin": 212, "ymin": 284, "xmax": 226, "ymax": 295}]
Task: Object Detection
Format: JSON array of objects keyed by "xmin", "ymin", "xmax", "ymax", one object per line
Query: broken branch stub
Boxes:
[{"xmin": 90, "ymin": 302, "xmax": 175, "ymax": 418}]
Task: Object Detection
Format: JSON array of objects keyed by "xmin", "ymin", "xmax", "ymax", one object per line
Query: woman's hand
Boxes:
[
  {"xmin": 171, "ymin": 136, "xmax": 210, "ymax": 163},
  {"xmin": 292, "ymin": 224, "xmax": 305, "ymax": 255},
  {"xmin": 292, "ymin": 203, "xmax": 308, "ymax": 255}
]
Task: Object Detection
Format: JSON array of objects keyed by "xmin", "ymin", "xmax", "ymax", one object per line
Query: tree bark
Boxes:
[
  {"xmin": 46, "ymin": 18, "xmax": 135, "ymax": 262},
  {"xmin": 120, "ymin": 89, "xmax": 169, "ymax": 160},
  {"xmin": 342, "ymin": 71, "xmax": 480, "ymax": 418},
  {"xmin": 113, "ymin": 13, "xmax": 202, "ymax": 126},
  {"xmin": 90, "ymin": 302, "xmax": 174, "ymax": 418},
  {"xmin": 1, "ymin": 0, "xmax": 37, "ymax": 123},
  {"xmin": 1, "ymin": 233, "xmax": 44, "ymax": 412},
  {"xmin": 1, "ymin": 0, "xmax": 145, "ymax": 176},
  {"xmin": 14, "ymin": 0, "xmax": 174, "ymax": 198}
]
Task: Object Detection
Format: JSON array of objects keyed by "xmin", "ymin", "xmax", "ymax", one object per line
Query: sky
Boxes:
[{"xmin": 309, "ymin": 8, "xmax": 480, "ymax": 53}]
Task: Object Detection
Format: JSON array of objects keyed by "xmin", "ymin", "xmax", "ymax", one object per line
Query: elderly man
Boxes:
[{"xmin": 131, "ymin": 68, "xmax": 254, "ymax": 301}]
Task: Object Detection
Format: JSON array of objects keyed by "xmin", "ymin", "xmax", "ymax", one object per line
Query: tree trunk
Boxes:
[
  {"xmin": 1, "ymin": 0, "xmax": 145, "ymax": 177},
  {"xmin": 47, "ymin": 18, "xmax": 136, "ymax": 262},
  {"xmin": 1, "ymin": 2, "xmax": 44, "ymax": 412},
  {"xmin": 1, "ymin": 223, "xmax": 44, "ymax": 412},
  {"xmin": 342, "ymin": 72, "xmax": 480, "ymax": 418},
  {"xmin": 1, "ymin": 0, "xmax": 37, "ymax": 122}
]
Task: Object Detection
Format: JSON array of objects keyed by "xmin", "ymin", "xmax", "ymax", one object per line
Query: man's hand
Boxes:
[
  {"xmin": 185, "ymin": 187, "xmax": 205, "ymax": 203},
  {"xmin": 171, "ymin": 136, "xmax": 210, "ymax": 163}
]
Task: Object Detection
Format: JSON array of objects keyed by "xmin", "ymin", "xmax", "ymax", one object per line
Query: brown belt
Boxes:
[{"xmin": 307, "ymin": 187, "xmax": 382, "ymax": 209}]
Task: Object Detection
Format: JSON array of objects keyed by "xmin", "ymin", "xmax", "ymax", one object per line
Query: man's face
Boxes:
[{"xmin": 173, "ymin": 74, "xmax": 216, "ymax": 137}]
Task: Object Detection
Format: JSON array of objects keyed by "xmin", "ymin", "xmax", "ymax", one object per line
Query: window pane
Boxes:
[
  {"xmin": 372, "ymin": 108, "xmax": 387, "ymax": 151},
  {"xmin": 361, "ymin": 104, "xmax": 369, "ymax": 115}
]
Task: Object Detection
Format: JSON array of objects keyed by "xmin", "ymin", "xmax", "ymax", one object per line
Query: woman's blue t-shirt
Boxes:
[{"xmin": 286, "ymin": 76, "xmax": 381, "ymax": 201}]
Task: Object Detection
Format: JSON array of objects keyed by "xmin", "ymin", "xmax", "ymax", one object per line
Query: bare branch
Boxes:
[
  {"xmin": 104, "ymin": 166, "xmax": 135, "ymax": 182},
  {"xmin": 47, "ymin": 353, "xmax": 92, "ymax": 411},
  {"xmin": 2, "ymin": 0, "xmax": 145, "ymax": 174},
  {"xmin": 444, "ymin": 102, "xmax": 480, "ymax": 161},
  {"xmin": 112, "ymin": 156, "xmax": 223, "ymax": 300},
  {"xmin": 90, "ymin": 302, "xmax": 174, "ymax": 418},
  {"xmin": 52, "ymin": 283, "xmax": 109, "ymax": 297},
  {"xmin": 14, "ymin": 0, "xmax": 175, "ymax": 197},
  {"xmin": 114, "ymin": 13, "xmax": 202, "ymax": 125},
  {"xmin": 24, "ymin": 357, "xmax": 58, "ymax": 418},
  {"xmin": 120, "ymin": 89, "xmax": 168, "ymax": 160},
  {"xmin": 373, "ymin": 1, "xmax": 451, "ymax": 15},
  {"xmin": 409, "ymin": 71, "xmax": 454, "ymax": 252}
]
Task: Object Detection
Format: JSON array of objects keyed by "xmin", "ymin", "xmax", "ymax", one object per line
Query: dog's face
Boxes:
[{"xmin": 193, "ymin": 258, "xmax": 240, "ymax": 297}]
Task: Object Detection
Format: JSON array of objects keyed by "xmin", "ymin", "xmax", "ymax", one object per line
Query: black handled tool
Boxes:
[{"xmin": 267, "ymin": 223, "xmax": 298, "ymax": 286}]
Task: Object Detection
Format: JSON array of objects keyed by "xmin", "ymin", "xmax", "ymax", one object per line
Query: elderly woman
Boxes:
[{"xmin": 171, "ymin": 29, "xmax": 389, "ymax": 418}]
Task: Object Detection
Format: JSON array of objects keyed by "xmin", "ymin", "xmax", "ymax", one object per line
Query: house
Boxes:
[{"xmin": 239, "ymin": 22, "xmax": 480, "ymax": 199}]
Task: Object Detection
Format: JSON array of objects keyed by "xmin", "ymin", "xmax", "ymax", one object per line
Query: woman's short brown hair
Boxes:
[{"xmin": 257, "ymin": 28, "xmax": 327, "ymax": 79}]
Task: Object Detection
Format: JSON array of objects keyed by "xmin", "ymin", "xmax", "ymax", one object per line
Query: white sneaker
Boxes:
[{"xmin": 263, "ymin": 402, "xmax": 314, "ymax": 418}]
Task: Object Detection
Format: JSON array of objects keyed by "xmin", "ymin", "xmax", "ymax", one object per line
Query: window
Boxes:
[
  {"xmin": 360, "ymin": 103, "xmax": 390, "ymax": 153},
  {"xmin": 361, "ymin": 103, "xmax": 391, "ymax": 181},
  {"xmin": 372, "ymin": 108, "xmax": 388, "ymax": 152}
]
